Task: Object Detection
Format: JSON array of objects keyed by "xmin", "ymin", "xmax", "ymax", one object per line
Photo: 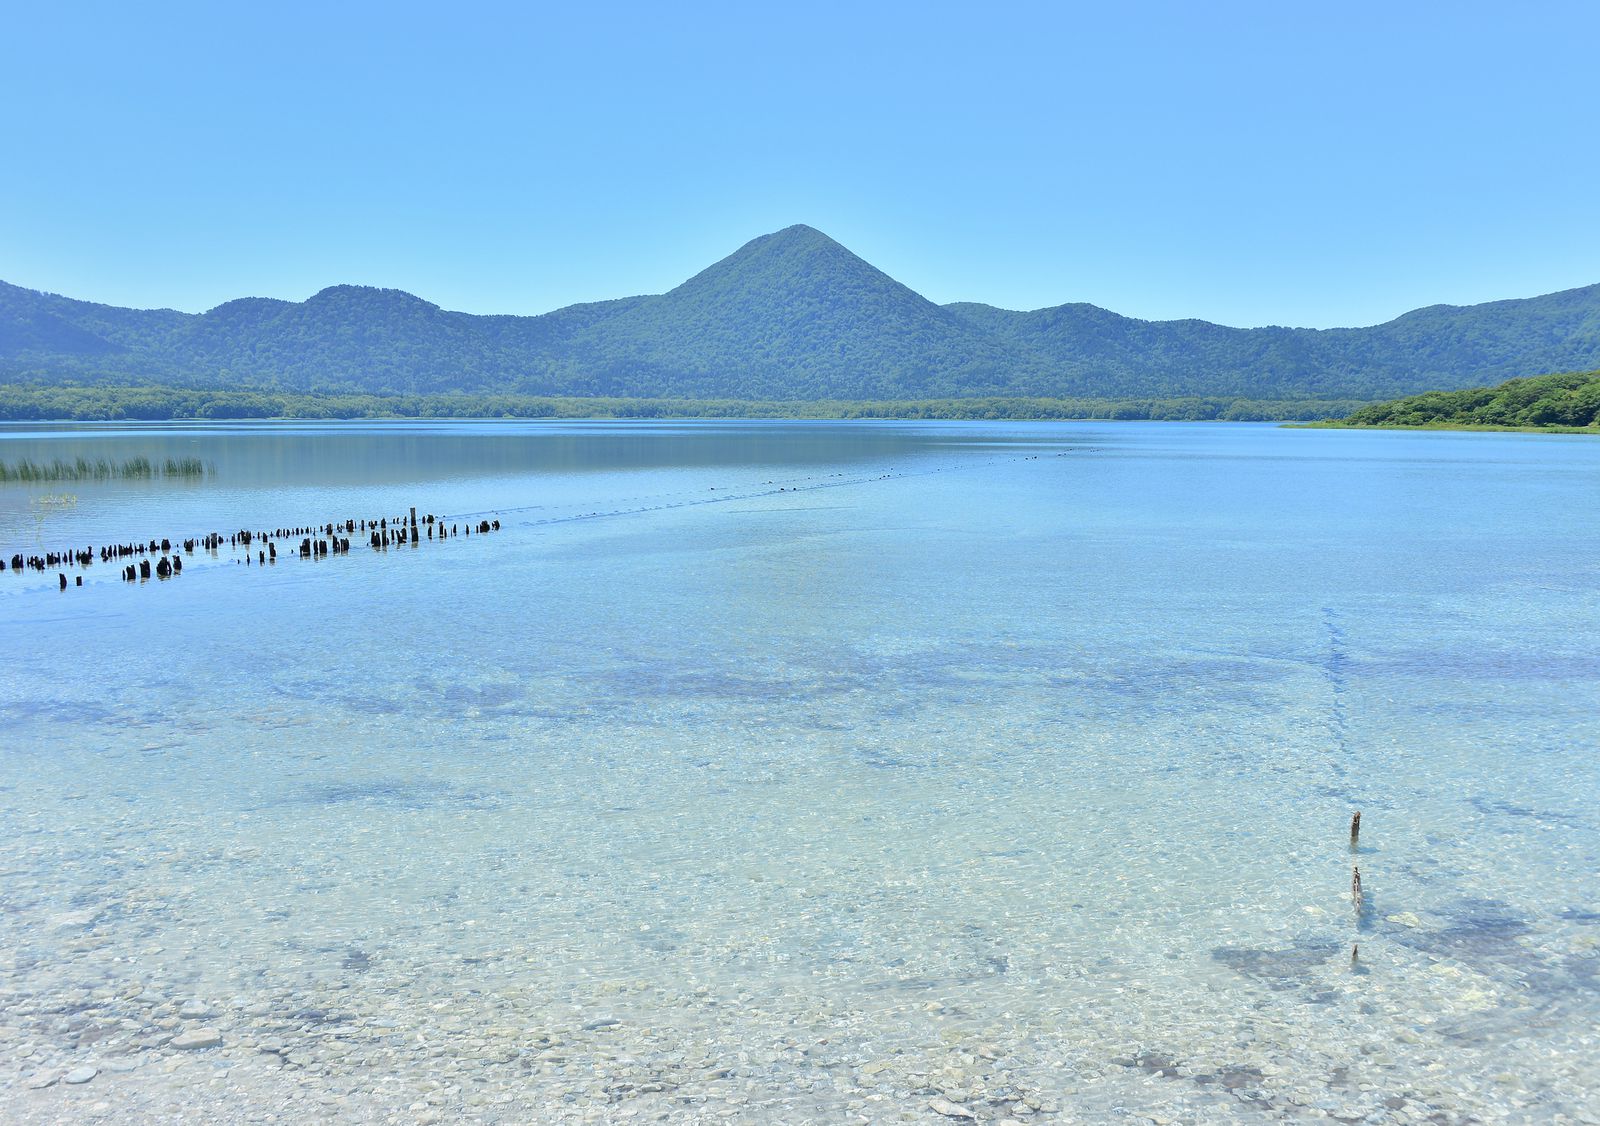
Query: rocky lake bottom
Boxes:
[{"xmin": 3, "ymin": 419, "xmax": 1597, "ymax": 1123}]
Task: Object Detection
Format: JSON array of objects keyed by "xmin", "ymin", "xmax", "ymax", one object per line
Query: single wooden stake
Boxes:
[
  {"xmin": 1350, "ymin": 810, "xmax": 1361, "ymax": 848},
  {"xmin": 1351, "ymin": 943, "xmax": 1359, "ymax": 967},
  {"xmin": 1352, "ymin": 865, "xmax": 1364, "ymax": 914}
]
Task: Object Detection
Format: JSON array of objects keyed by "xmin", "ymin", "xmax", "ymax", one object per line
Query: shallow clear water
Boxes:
[{"xmin": 2, "ymin": 420, "xmax": 1597, "ymax": 1124}]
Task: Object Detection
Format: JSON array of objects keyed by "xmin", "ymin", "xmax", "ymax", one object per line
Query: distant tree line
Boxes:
[
  {"xmin": 0, "ymin": 385, "xmax": 1367, "ymax": 423},
  {"xmin": 1329, "ymin": 369, "xmax": 1600, "ymax": 430}
]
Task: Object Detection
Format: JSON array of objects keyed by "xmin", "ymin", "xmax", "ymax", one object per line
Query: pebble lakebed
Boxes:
[
  {"xmin": 9, "ymin": 912, "xmax": 1591, "ymax": 1125},
  {"xmin": 6, "ymin": 705, "xmax": 1595, "ymax": 1126},
  {"xmin": 4, "ymin": 421, "xmax": 1597, "ymax": 1124}
]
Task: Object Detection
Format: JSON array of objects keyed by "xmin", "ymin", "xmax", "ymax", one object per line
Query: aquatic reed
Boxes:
[{"xmin": 0, "ymin": 456, "xmax": 213, "ymax": 483}]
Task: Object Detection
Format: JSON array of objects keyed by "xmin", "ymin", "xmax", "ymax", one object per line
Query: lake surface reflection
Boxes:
[{"xmin": 2, "ymin": 420, "xmax": 1597, "ymax": 1123}]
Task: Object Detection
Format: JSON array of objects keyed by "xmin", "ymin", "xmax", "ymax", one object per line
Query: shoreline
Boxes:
[
  {"xmin": 0, "ymin": 388, "xmax": 1367, "ymax": 424},
  {"xmin": 1290, "ymin": 420, "xmax": 1600, "ymax": 435}
]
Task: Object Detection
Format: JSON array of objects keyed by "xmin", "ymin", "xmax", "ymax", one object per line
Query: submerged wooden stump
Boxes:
[{"xmin": 8, "ymin": 500, "xmax": 508, "ymax": 593}]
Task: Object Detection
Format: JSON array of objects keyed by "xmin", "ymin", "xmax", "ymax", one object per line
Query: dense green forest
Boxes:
[
  {"xmin": 5, "ymin": 226, "xmax": 1600, "ymax": 403},
  {"xmin": 1325, "ymin": 369, "xmax": 1600, "ymax": 430},
  {"xmin": 0, "ymin": 385, "xmax": 1365, "ymax": 423}
]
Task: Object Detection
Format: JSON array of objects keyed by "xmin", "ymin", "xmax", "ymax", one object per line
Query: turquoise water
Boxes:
[{"xmin": 2, "ymin": 420, "xmax": 1597, "ymax": 1124}]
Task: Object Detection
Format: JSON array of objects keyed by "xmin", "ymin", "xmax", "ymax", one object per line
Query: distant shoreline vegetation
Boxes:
[
  {"xmin": 0, "ymin": 455, "xmax": 212, "ymax": 483},
  {"xmin": 0, "ymin": 386, "xmax": 1366, "ymax": 423},
  {"xmin": 1300, "ymin": 369, "xmax": 1600, "ymax": 432}
]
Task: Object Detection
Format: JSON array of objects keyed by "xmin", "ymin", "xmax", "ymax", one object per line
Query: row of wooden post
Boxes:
[
  {"xmin": 1350, "ymin": 811, "xmax": 1362, "ymax": 967},
  {"xmin": 8, "ymin": 504, "xmax": 503, "ymax": 591}
]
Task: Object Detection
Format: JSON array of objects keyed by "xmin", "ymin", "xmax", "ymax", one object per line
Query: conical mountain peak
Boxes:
[
  {"xmin": 667, "ymin": 224, "xmax": 895, "ymax": 300},
  {"xmin": 306, "ymin": 284, "xmax": 441, "ymax": 313},
  {"xmin": 565, "ymin": 226, "xmax": 1017, "ymax": 399}
]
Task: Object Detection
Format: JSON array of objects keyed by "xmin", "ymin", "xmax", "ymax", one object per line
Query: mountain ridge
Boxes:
[{"xmin": 5, "ymin": 225, "xmax": 1600, "ymax": 401}]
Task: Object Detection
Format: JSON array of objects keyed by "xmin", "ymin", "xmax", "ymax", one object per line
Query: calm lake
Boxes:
[{"xmin": 2, "ymin": 419, "xmax": 1597, "ymax": 1124}]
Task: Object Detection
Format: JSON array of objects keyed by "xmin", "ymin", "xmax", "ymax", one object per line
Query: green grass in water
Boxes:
[{"xmin": 0, "ymin": 455, "xmax": 214, "ymax": 483}]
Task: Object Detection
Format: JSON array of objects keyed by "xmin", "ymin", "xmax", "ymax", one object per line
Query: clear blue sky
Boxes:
[{"xmin": 3, "ymin": 1, "xmax": 1597, "ymax": 327}]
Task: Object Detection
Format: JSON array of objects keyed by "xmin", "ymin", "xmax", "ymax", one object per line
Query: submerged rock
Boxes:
[
  {"xmin": 1212, "ymin": 936, "xmax": 1342, "ymax": 986},
  {"xmin": 48, "ymin": 909, "xmax": 100, "ymax": 934},
  {"xmin": 171, "ymin": 1027, "xmax": 223, "ymax": 1050}
]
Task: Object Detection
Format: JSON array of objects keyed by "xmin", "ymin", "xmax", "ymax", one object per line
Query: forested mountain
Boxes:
[
  {"xmin": 5, "ymin": 224, "xmax": 1600, "ymax": 401},
  {"xmin": 550, "ymin": 226, "xmax": 1022, "ymax": 399}
]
